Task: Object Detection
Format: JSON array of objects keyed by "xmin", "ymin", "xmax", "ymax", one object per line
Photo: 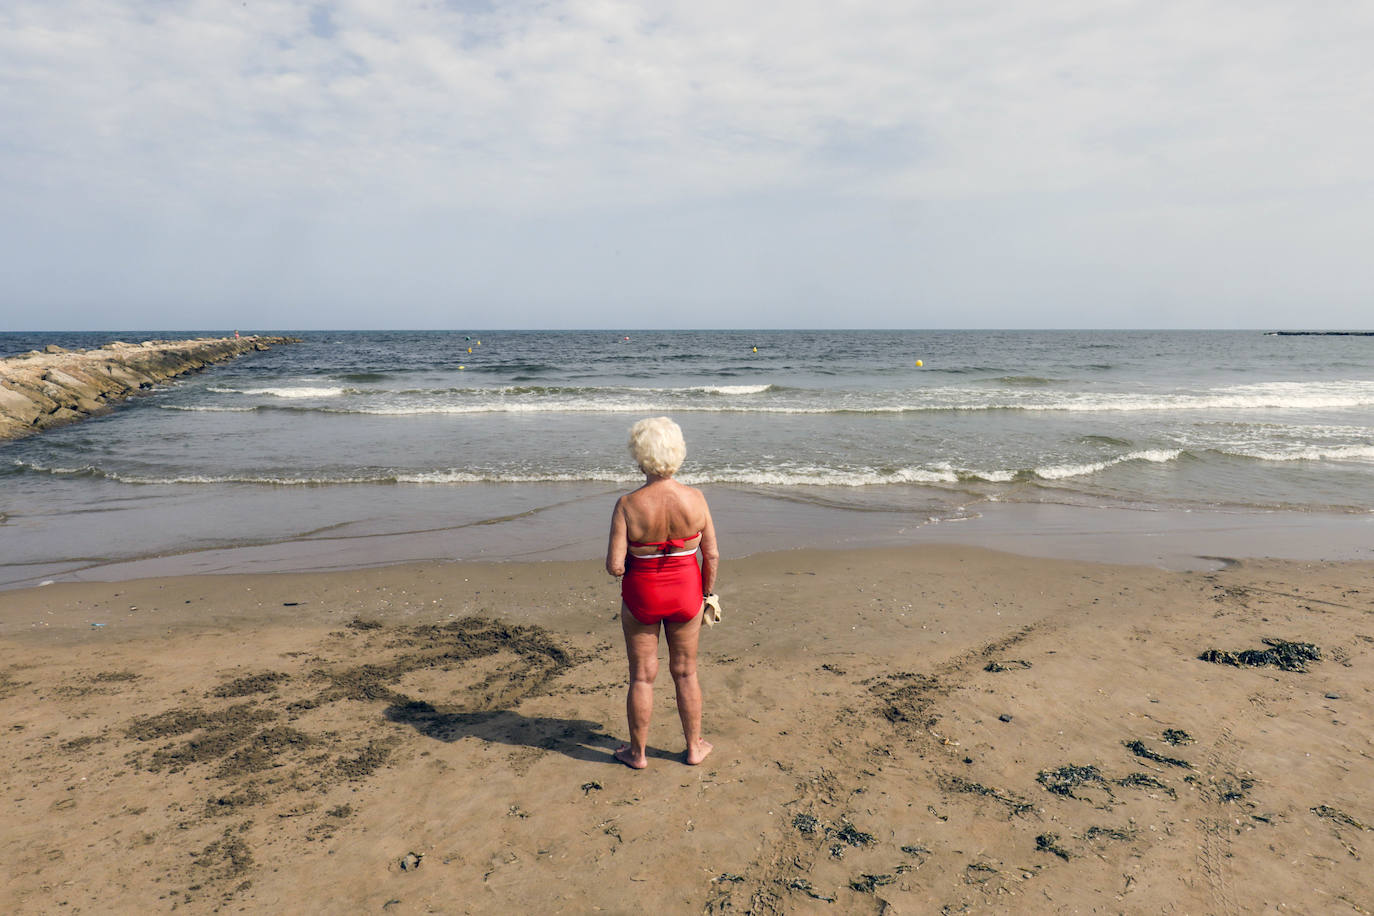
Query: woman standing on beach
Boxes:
[{"xmin": 605, "ymin": 417, "xmax": 718, "ymax": 769}]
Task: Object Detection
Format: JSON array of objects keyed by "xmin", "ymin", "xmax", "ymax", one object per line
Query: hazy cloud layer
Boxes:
[{"xmin": 3, "ymin": 0, "xmax": 1372, "ymax": 328}]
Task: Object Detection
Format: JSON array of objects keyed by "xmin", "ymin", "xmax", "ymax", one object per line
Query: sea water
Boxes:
[{"xmin": 2, "ymin": 330, "xmax": 1371, "ymax": 586}]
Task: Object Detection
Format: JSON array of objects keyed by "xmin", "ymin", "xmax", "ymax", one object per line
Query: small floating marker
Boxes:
[
  {"xmin": 623, "ymin": 336, "xmax": 630, "ymax": 341},
  {"xmin": 467, "ymin": 347, "xmax": 472, "ymax": 353},
  {"xmin": 752, "ymin": 346, "xmax": 757, "ymax": 353},
  {"xmin": 915, "ymin": 359, "xmax": 924, "ymax": 367},
  {"xmin": 465, "ymin": 336, "xmax": 471, "ymax": 341},
  {"xmin": 476, "ymin": 340, "xmax": 481, "ymax": 346},
  {"xmin": 458, "ymin": 365, "xmax": 465, "ymax": 370}
]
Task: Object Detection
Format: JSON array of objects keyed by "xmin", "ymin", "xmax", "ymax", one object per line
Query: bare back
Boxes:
[
  {"xmin": 606, "ymin": 477, "xmax": 718, "ymax": 576},
  {"xmin": 622, "ymin": 479, "xmax": 707, "ymax": 552}
]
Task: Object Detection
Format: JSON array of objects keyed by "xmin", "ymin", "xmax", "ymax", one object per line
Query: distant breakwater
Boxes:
[{"xmin": 0, "ymin": 336, "xmax": 299, "ymax": 441}]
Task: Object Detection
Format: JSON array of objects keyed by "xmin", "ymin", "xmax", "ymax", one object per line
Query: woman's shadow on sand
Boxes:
[{"xmin": 383, "ymin": 698, "xmax": 681, "ymax": 765}]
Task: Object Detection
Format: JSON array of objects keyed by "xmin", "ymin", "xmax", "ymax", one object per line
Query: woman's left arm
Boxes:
[
  {"xmin": 698, "ymin": 499, "xmax": 719, "ymax": 597},
  {"xmin": 606, "ymin": 497, "xmax": 629, "ymax": 577}
]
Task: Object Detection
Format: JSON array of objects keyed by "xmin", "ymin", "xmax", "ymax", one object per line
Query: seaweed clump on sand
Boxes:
[
  {"xmin": 1035, "ymin": 833, "xmax": 1071, "ymax": 861},
  {"xmin": 1198, "ymin": 639, "xmax": 1321, "ymax": 672},
  {"xmin": 849, "ymin": 873, "xmax": 896, "ymax": 893},
  {"xmin": 1036, "ymin": 764, "xmax": 1109, "ymax": 799},
  {"xmin": 1123, "ymin": 739, "xmax": 1191, "ymax": 769},
  {"xmin": 1117, "ymin": 772, "xmax": 1177, "ymax": 798},
  {"xmin": 942, "ymin": 775, "xmax": 1034, "ymax": 815}
]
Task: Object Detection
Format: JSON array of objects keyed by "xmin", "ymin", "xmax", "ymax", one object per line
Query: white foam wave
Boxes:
[
  {"xmin": 178, "ymin": 378, "xmax": 1374, "ymax": 416},
  {"xmin": 1035, "ymin": 449, "xmax": 1183, "ymax": 480},
  {"xmin": 208, "ymin": 386, "xmax": 347, "ymax": 398},
  {"xmin": 694, "ymin": 384, "xmax": 772, "ymax": 395},
  {"xmin": 396, "ymin": 470, "xmax": 638, "ymax": 484},
  {"xmin": 680, "ymin": 466, "xmax": 961, "ymax": 486},
  {"xmin": 1223, "ymin": 444, "xmax": 1374, "ymax": 463},
  {"xmin": 12, "ymin": 460, "xmax": 97, "ymax": 476},
  {"xmin": 159, "ymin": 405, "xmax": 258, "ymax": 412}
]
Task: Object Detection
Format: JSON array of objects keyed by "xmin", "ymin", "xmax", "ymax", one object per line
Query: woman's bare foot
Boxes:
[
  {"xmin": 685, "ymin": 739, "xmax": 713, "ymax": 766},
  {"xmin": 614, "ymin": 745, "xmax": 648, "ymax": 769}
]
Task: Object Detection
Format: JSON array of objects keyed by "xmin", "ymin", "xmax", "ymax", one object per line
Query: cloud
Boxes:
[{"xmin": 2, "ymin": 0, "xmax": 1372, "ymax": 327}]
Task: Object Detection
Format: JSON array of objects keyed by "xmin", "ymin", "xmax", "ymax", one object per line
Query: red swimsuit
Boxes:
[{"xmin": 621, "ymin": 534, "xmax": 703, "ymax": 626}]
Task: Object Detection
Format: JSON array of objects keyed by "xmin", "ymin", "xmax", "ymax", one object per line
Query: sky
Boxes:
[{"xmin": 2, "ymin": 1, "xmax": 1372, "ymax": 330}]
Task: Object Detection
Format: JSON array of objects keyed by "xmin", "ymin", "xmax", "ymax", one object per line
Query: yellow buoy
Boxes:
[
  {"xmin": 752, "ymin": 347, "xmax": 757, "ymax": 353},
  {"xmin": 915, "ymin": 359, "xmax": 924, "ymax": 367},
  {"xmin": 468, "ymin": 347, "xmax": 472, "ymax": 353},
  {"xmin": 476, "ymin": 340, "xmax": 481, "ymax": 346},
  {"xmin": 459, "ymin": 365, "xmax": 465, "ymax": 370}
]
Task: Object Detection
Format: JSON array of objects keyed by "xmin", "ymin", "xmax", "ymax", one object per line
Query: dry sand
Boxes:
[{"xmin": 1, "ymin": 546, "xmax": 1371, "ymax": 914}]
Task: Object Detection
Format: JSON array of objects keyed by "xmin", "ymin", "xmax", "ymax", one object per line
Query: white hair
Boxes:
[{"xmin": 627, "ymin": 416, "xmax": 686, "ymax": 477}]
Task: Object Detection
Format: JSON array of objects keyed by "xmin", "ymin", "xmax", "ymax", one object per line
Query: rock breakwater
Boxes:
[{"xmin": 0, "ymin": 336, "xmax": 298, "ymax": 441}]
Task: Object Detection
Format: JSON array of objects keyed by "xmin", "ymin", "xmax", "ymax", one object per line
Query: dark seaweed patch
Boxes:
[
  {"xmin": 214, "ymin": 727, "xmax": 313, "ymax": 777},
  {"xmin": 831, "ymin": 821, "xmax": 875, "ymax": 848},
  {"xmin": 849, "ymin": 873, "xmax": 895, "ymax": 893},
  {"xmin": 1035, "ymin": 833, "xmax": 1071, "ymax": 861},
  {"xmin": 1215, "ymin": 774, "xmax": 1254, "ymax": 804},
  {"xmin": 204, "ymin": 787, "xmax": 266, "ymax": 816},
  {"xmin": 337, "ymin": 738, "xmax": 398, "ymax": 779},
  {"xmin": 792, "ymin": 813, "xmax": 820, "ymax": 835},
  {"xmin": 1123, "ymin": 739, "xmax": 1192, "ymax": 769},
  {"xmin": 126, "ymin": 703, "xmax": 276, "ymax": 741},
  {"xmin": 192, "ymin": 827, "xmax": 255, "ymax": 879},
  {"xmin": 211, "ymin": 672, "xmax": 289, "ymax": 698},
  {"xmin": 1036, "ymin": 764, "xmax": 1108, "ymax": 799},
  {"xmin": 942, "ymin": 774, "xmax": 1034, "ymax": 815},
  {"xmin": 1161, "ymin": 728, "xmax": 1194, "ymax": 746},
  {"xmin": 1311, "ymin": 806, "xmax": 1369, "ymax": 831},
  {"xmin": 984, "ymin": 659, "xmax": 1032, "ymax": 672},
  {"xmin": 346, "ymin": 617, "xmax": 383, "ymax": 631},
  {"xmin": 0, "ymin": 668, "xmax": 24, "ymax": 699},
  {"xmin": 869, "ymin": 671, "xmax": 942, "ymax": 732},
  {"xmin": 59, "ymin": 734, "xmax": 104, "ymax": 752},
  {"xmin": 787, "ymin": 878, "xmax": 835, "ymax": 902},
  {"xmin": 1199, "ymin": 639, "xmax": 1321, "ymax": 672},
  {"xmin": 93, "ymin": 670, "xmax": 140, "ymax": 682},
  {"xmin": 963, "ymin": 862, "xmax": 998, "ymax": 885},
  {"xmin": 1083, "ymin": 826, "xmax": 1132, "ymax": 843},
  {"xmin": 1117, "ymin": 772, "xmax": 1176, "ymax": 798},
  {"xmin": 150, "ymin": 726, "xmax": 260, "ymax": 772}
]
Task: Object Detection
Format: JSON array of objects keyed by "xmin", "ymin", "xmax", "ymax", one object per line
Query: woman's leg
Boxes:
[
  {"xmin": 617, "ymin": 603, "xmax": 659, "ymax": 769},
  {"xmin": 664, "ymin": 611, "xmax": 713, "ymax": 765}
]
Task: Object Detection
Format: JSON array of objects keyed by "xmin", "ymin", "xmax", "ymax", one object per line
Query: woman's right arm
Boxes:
[{"xmin": 606, "ymin": 497, "xmax": 628, "ymax": 577}]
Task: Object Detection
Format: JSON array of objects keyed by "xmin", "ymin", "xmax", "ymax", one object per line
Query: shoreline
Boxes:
[
  {"xmin": 6, "ymin": 496, "xmax": 1372, "ymax": 591},
  {"xmin": 2, "ymin": 545, "xmax": 1369, "ymax": 912}
]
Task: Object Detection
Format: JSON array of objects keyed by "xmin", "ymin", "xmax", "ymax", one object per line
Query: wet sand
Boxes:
[{"xmin": 1, "ymin": 546, "xmax": 1371, "ymax": 913}]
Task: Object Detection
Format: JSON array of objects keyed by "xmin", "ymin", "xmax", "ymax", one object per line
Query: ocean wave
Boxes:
[
  {"xmin": 10, "ymin": 443, "xmax": 1365, "ymax": 491},
  {"xmin": 1219, "ymin": 444, "xmax": 1374, "ymax": 463},
  {"xmin": 159, "ymin": 405, "xmax": 259, "ymax": 412},
  {"xmin": 990, "ymin": 375, "xmax": 1060, "ymax": 387},
  {"xmin": 207, "ymin": 386, "xmax": 348, "ymax": 398},
  {"xmin": 5, "ymin": 459, "xmax": 992, "ymax": 489},
  {"xmin": 171, "ymin": 379, "xmax": 1374, "ymax": 415},
  {"xmin": 1034, "ymin": 449, "xmax": 1184, "ymax": 480},
  {"xmin": 681, "ymin": 466, "xmax": 962, "ymax": 486}
]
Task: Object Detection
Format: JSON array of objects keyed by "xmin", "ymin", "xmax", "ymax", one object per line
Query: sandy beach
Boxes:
[{"xmin": 2, "ymin": 545, "xmax": 1370, "ymax": 914}]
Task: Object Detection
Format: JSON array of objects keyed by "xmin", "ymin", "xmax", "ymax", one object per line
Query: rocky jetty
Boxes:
[{"xmin": 0, "ymin": 336, "xmax": 299, "ymax": 441}]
